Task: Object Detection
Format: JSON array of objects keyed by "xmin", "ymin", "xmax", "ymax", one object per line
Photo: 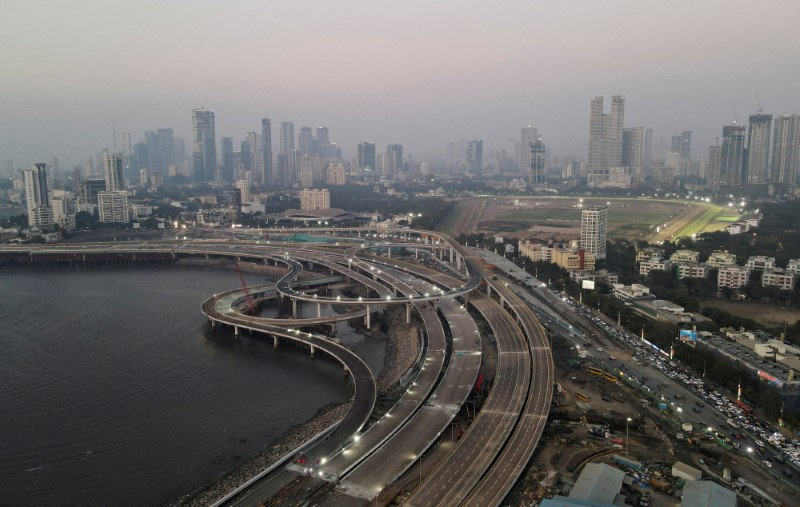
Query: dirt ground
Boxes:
[{"xmin": 702, "ymin": 300, "xmax": 800, "ymax": 328}]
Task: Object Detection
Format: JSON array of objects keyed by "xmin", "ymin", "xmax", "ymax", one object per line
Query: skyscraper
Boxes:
[
  {"xmin": 671, "ymin": 135, "xmax": 682, "ymax": 154},
  {"xmin": 746, "ymin": 113, "xmax": 772, "ymax": 184},
  {"xmin": 357, "ymin": 142, "xmax": 376, "ymax": 172},
  {"xmin": 262, "ymin": 118, "xmax": 273, "ymax": 188},
  {"xmin": 519, "ymin": 125, "xmax": 538, "ymax": 171},
  {"xmin": 707, "ymin": 145, "xmax": 721, "ymax": 187},
  {"xmin": 299, "ymin": 127, "xmax": 314, "ymax": 155},
  {"xmin": 316, "ymin": 126, "xmax": 329, "ymax": 146},
  {"xmin": 529, "ymin": 137, "xmax": 546, "ymax": 184},
  {"xmin": 680, "ymin": 131, "xmax": 692, "ymax": 160},
  {"xmin": 192, "ymin": 108, "xmax": 216, "ymax": 182},
  {"xmin": 719, "ymin": 124, "xmax": 747, "ymax": 186},
  {"xmin": 580, "ymin": 206, "xmax": 608, "ymax": 260},
  {"xmin": 24, "ymin": 163, "xmax": 53, "ymax": 227},
  {"xmin": 466, "ymin": 139, "xmax": 483, "ymax": 175},
  {"xmin": 588, "ymin": 95, "xmax": 624, "ymax": 174},
  {"xmin": 387, "ymin": 143, "xmax": 403, "ymax": 177},
  {"xmin": 622, "ymin": 127, "xmax": 644, "ymax": 170},
  {"xmin": 771, "ymin": 114, "xmax": 800, "ymax": 184},
  {"xmin": 280, "ymin": 122, "xmax": 295, "ymax": 154},
  {"xmin": 103, "ymin": 152, "xmax": 124, "ymax": 191},
  {"xmin": 643, "ymin": 128, "xmax": 653, "ymax": 167},
  {"xmin": 221, "ymin": 137, "xmax": 234, "ymax": 183}
]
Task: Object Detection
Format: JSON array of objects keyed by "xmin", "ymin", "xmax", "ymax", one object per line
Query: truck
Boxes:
[
  {"xmin": 612, "ymin": 453, "xmax": 643, "ymax": 470},
  {"xmin": 648, "ymin": 477, "xmax": 675, "ymax": 495}
]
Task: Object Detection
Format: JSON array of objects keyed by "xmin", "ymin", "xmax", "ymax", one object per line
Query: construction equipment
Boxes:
[{"xmin": 234, "ymin": 261, "xmax": 257, "ymax": 315}]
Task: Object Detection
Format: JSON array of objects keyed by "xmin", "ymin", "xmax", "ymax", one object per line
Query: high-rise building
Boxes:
[
  {"xmin": 221, "ymin": 137, "xmax": 234, "ymax": 183},
  {"xmin": 235, "ymin": 179, "xmax": 250, "ymax": 203},
  {"xmin": 387, "ymin": 143, "xmax": 403, "ymax": 178},
  {"xmin": 643, "ymin": 128, "xmax": 653, "ymax": 167},
  {"xmin": 262, "ymin": 118, "xmax": 273, "ymax": 188},
  {"xmin": 299, "ymin": 188, "xmax": 330, "ymax": 210},
  {"xmin": 192, "ymin": 108, "xmax": 216, "ymax": 182},
  {"xmin": 681, "ymin": 131, "xmax": 692, "ymax": 160},
  {"xmin": 300, "ymin": 155, "xmax": 313, "ymax": 187},
  {"xmin": 288, "ymin": 149, "xmax": 301, "ymax": 185},
  {"xmin": 719, "ymin": 124, "xmax": 747, "ymax": 186},
  {"xmin": 622, "ymin": 127, "xmax": 644, "ymax": 170},
  {"xmin": 326, "ymin": 163, "xmax": 346, "ymax": 185},
  {"xmin": 245, "ymin": 132, "xmax": 258, "ymax": 178},
  {"xmin": 707, "ymin": 145, "xmax": 721, "ymax": 187},
  {"xmin": 529, "ymin": 137, "xmax": 546, "ymax": 184},
  {"xmin": 157, "ymin": 128, "xmax": 176, "ymax": 169},
  {"xmin": 671, "ymin": 135, "xmax": 682, "ymax": 154},
  {"xmin": 274, "ymin": 152, "xmax": 288, "ymax": 189},
  {"xmin": 23, "ymin": 163, "xmax": 53, "ymax": 227},
  {"xmin": 103, "ymin": 152, "xmax": 124, "ymax": 191},
  {"xmin": 299, "ymin": 127, "xmax": 314, "ymax": 155},
  {"xmin": 580, "ymin": 206, "xmax": 608, "ymax": 260},
  {"xmin": 771, "ymin": 114, "xmax": 800, "ymax": 184},
  {"xmin": 466, "ymin": 139, "xmax": 483, "ymax": 175},
  {"xmin": 588, "ymin": 95, "xmax": 624, "ymax": 174},
  {"xmin": 280, "ymin": 121, "xmax": 295, "ymax": 154},
  {"xmin": 519, "ymin": 125, "xmax": 538, "ymax": 171},
  {"xmin": 357, "ymin": 142, "xmax": 376, "ymax": 172},
  {"xmin": 316, "ymin": 126, "xmax": 329, "ymax": 146},
  {"xmin": 97, "ymin": 191, "xmax": 129, "ymax": 223},
  {"xmin": 746, "ymin": 113, "xmax": 772, "ymax": 184}
]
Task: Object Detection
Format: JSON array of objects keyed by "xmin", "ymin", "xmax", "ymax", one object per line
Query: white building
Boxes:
[
  {"xmin": 706, "ymin": 251, "xmax": 738, "ymax": 269},
  {"xmin": 98, "ymin": 191, "xmax": 129, "ymax": 223},
  {"xmin": 640, "ymin": 257, "xmax": 673, "ymax": 277},
  {"xmin": 788, "ymin": 259, "xmax": 800, "ymax": 275},
  {"xmin": 670, "ymin": 249, "xmax": 700, "ymax": 264},
  {"xmin": 103, "ymin": 152, "xmax": 124, "ymax": 191},
  {"xmin": 676, "ymin": 262, "xmax": 710, "ymax": 279},
  {"xmin": 612, "ymin": 283, "xmax": 650, "ymax": 300},
  {"xmin": 519, "ymin": 241, "xmax": 554, "ymax": 262},
  {"xmin": 718, "ymin": 265, "xmax": 750, "ymax": 290},
  {"xmin": 299, "ymin": 188, "xmax": 330, "ymax": 211},
  {"xmin": 762, "ymin": 269, "xmax": 796, "ymax": 291},
  {"xmin": 23, "ymin": 163, "xmax": 54, "ymax": 228},
  {"xmin": 580, "ymin": 205, "xmax": 607, "ymax": 259},
  {"xmin": 234, "ymin": 179, "xmax": 250, "ymax": 204},
  {"xmin": 745, "ymin": 255, "xmax": 776, "ymax": 271}
]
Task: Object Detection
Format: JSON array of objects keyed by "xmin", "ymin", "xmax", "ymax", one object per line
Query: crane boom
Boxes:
[{"xmin": 234, "ymin": 261, "xmax": 257, "ymax": 315}]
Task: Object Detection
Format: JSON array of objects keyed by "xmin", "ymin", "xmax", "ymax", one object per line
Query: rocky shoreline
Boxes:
[{"xmin": 171, "ymin": 307, "xmax": 420, "ymax": 506}]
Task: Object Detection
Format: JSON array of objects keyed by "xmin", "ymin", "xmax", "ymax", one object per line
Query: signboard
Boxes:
[
  {"xmin": 505, "ymin": 244, "xmax": 515, "ymax": 253},
  {"xmin": 582, "ymin": 280, "xmax": 596, "ymax": 290},
  {"xmin": 679, "ymin": 329, "xmax": 698, "ymax": 342},
  {"xmin": 494, "ymin": 236, "xmax": 504, "ymax": 244}
]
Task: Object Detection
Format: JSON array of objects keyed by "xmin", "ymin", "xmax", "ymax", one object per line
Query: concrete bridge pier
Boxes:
[
  {"xmin": 234, "ymin": 325, "xmax": 239, "ymax": 336},
  {"xmin": 424, "ymin": 235, "xmax": 429, "ymax": 245},
  {"xmin": 415, "ymin": 248, "xmax": 419, "ymax": 259},
  {"xmin": 463, "ymin": 292, "xmax": 470, "ymax": 307},
  {"xmin": 365, "ymin": 305, "xmax": 371, "ymax": 329},
  {"xmin": 310, "ymin": 344, "xmax": 316, "ymax": 358},
  {"xmin": 317, "ymin": 302, "xmax": 322, "ymax": 318},
  {"xmin": 387, "ymin": 247, "xmax": 391, "ymax": 258},
  {"xmin": 486, "ymin": 284, "xmax": 492, "ymax": 298},
  {"xmin": 292, "ymin": 299, "xmax": 298, "ymax": 317},
  {"xmin": 273, "ymin": 335, "xmax": 279, "ymax": 349},
  {"xmin": 210, "ymin": 319, "xmax": 215, "ymax": 328},
  {"xmin": 406, "ymin": 303, "xmax": 411, "ymax": 324},
  {"xmin": 456, "ymin": 254, "xmax": 462, "ymax": 271},
  {"xmin": 450, "ymin": 247, "xmax": 454, "ymax": 263}
]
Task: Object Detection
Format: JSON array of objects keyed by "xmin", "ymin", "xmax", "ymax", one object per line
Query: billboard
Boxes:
[
  {"xmin": 494, "ymin": 236, "xmax": 504, "ymax": 244},
  {"xmin": 679, "ymin": 329, "xmax": 698, "ymax": 342},
  {"xmin": 757, "ymin": 370, "xmax": 783, "ymax": 387},
  {"xmin": 505, "ymin": 244, "xmax": 515, "ymax": 253},
  {"xmin": 582, "ymin": 280, "xmax": 596, "ymax": 290}
]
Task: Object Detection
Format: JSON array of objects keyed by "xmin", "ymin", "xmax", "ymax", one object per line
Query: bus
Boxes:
[
  {"xmin": 734, "ymin": 400, "xmax": 754, "ymax": 416},
  {"xmin": 603, "ymin": 373, "xmax": 618, "ymax": 383},
  {"xmin": 575, "ymin": 392, "xmax": 591, "ymax": 403},
  {"xmin": 587, "ymin": 366, "xmax": 603, "ymax": 376}
]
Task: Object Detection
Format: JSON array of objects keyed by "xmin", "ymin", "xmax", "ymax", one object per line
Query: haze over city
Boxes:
[{"xmin": 3, "ymin": 0, "xmax": 800, "ymax": 165}]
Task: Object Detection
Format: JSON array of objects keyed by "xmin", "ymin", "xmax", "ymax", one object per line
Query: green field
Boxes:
[{"xmin": 437, "ymin": 200, "xmax": 473, "ymax": 236}]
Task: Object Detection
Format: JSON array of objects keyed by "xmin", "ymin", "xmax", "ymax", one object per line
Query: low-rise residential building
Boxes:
[
  {"xmin": 745, "ymin": 255, "xmax": 776, "ymax": 271},
  {"xmin": 640, "ymin": 257, "xmax": 673, "ymax": 277},
  {"xmin": 726, "ymin": 223, "xmax": 748, "ymax": 235},
  {"xmin": 570, "ymin": 269, "xmax": 619, "ymax": 286},
  {"xmin": 97, "ymin": 191, "xmax": 129, "ymax": 223},
  {"xmin": 519, "ymin": 241, "xmax": 553, "ymax": 262},
  {"xmin": 717, "ymin": 265, "xmax": 750, "ymax": 291},
  {"xmin": 552, "ymin": 248, "xmax": 595, "ymax": 271},
  {"xmin": 612, "ymin": 283, "xmax": 650, "ymax": 300},
  {"xmin": 636, "ymin": 247, "xmax": 663, "ymax": 263},
  {"xmin": 675, "ymin": 262, "xmax": 710, "ymax": 279},
  {"xmin": 706, "ymin": 251, "xmax": 738, "ymax": 269},
  {"xmin": 670, "ymin": 249, "xmax": 700, "ymax": 264},
  {"xmin": 762, "ymin": 268, "xmax": 796, "ymax": 291},
  {"xmin": 788, "ymin": 259, "xmax": 800, "ymax": 275}
]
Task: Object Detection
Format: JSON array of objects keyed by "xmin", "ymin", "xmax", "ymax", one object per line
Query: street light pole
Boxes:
[{"xmin": 626, "ymin": 417, "xmax": 633, "ymax": 455}]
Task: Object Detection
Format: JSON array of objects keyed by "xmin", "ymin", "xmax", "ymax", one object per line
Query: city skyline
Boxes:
[{"xmin": 2, "ymin": 0, "xmax": 800, "ymax": 165}]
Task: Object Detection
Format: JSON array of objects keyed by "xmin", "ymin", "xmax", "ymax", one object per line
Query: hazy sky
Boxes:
[{"xmin": 2, "ymin": 0, "xmax": 800, "ymax": 167}]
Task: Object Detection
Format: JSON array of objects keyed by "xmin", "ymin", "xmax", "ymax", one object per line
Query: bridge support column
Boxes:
[
  {"xmin": 450, "ymin": 247, "xmax": 454, "ymax": 263},
  {"xmin": 234, "ymin": 326, "xmax": 239, "ymax": 336},
  {"xmin": 365, "ymin": 305, "xmax": 371, "ymax": 329},
  {"xmin": 456, "ymin": 254, "xmax": 462, "ymax": 271},
  {"xmin": 210, "ymin": 319, "xmax": 215, "ymax": 328},
  {"xmin": 387, "ymin": 247, "xmax": 391, "ymax": 258},
  {"xmin": 463, "ymin": 292, "xmax": 469, "ymax": 308},
  {"xmin": 424, "ymin": 235, "xmax": 429, "ymax": 245},
  {"xmin": 292, "ymin": 299, "xmax": 298, "ymax": 317},
  {"xmin": 406, "ymin": 303, "xmax": 411, "ymax": 324},
  {"xmin": 415, "ymin": 248, "xmax": 419, "ymax": 259},
  {"xmin": 310, "ymin": 344, "xmax": 316, "ymax": 358},
  {"xmin": 273, "ymin": 335, "xmax": 279, "ymax": 349},
  {"xmin": 317, "ymin": 302, "xmax": 321, "ymax": 318},
  {"xmin": 486, "ymin": 284, "xmax": 492, "ymax": 298}
]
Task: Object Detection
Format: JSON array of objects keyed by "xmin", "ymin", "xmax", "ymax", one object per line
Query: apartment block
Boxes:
[
  {"xmin": 745, "ymin": 255, "xmax": 776, "ymax": 271},
  {"xmin": 762, "ymin": 269, "xmax": 796, "ymax": 291},
  {"xmin": 670, "ymin": 249, "xmax": 700, "ymax": 264},
  {"xmin": 706, "ymin": 251, "xmax": 738, "ymax": 269},
  {"xmin": 717, "ymin": 265, "xmax": 750, "ymax": 290}
]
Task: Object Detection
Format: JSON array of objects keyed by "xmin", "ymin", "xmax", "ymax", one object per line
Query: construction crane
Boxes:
[{"xmin": 234, "ymin": 261, "xmax": 257, "ymax": 315}]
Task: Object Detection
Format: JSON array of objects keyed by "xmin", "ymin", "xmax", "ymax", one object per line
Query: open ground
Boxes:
[
  {"xmin": 439, "ymin": 196, "xmax": 739, "ymax": 244},
  {"xmin": 701, "ymin": 300, "xmax": 800, "ymax": 329}
]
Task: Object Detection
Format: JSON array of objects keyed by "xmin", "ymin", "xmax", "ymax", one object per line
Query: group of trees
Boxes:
[{"xmin": 328, "ymin": 185, "xmax": 454, "ymax": 230}]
